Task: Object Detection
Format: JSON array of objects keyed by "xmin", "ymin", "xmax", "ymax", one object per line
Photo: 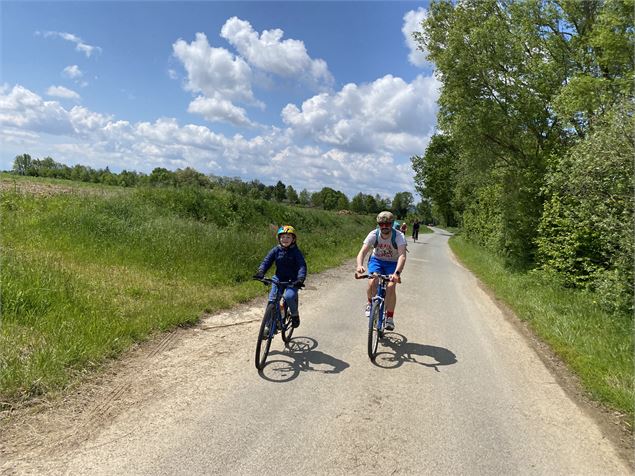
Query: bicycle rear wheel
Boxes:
[
  {"xmin": 281, "ymin": 302, "xmax": 294, "ymax": 343},
  {"xmin": 367, "ymin": 302, "xmax": 381, "ymax": 361},
  {"xmin": 255, "ymin": 303, "xmax": 275, "ymax": 370}
]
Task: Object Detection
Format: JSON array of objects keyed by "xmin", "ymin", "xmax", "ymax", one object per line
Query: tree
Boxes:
[
  {"xmin": 411, "ymin": 134, "xmax": 459, "ymax": 226},
  {"xmin": 12, "ymin": 154, "xmax": 33, "ymax": 175},
  {"xmin": 273, "ymin": 180, "xmax": 287, "ymax": 202},
  {"xmin": 286, "ymin": 185, "xmax": 298, "ymax": 204},
  {"xmin": 391, "ymin": 192, "xmax": 414, "ymax": 219},
  {"xmin": 350, "ymin": 193, "xmax": 366, "ymax": 213},
  {"xmin": 298, "ymin": 189, "xmax": 310, "ymax": 206}
]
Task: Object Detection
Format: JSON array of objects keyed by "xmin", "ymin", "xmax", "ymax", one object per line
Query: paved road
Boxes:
[{"xmin": 3, "ymin": 228, "xmax": 631, "ymax": 475}]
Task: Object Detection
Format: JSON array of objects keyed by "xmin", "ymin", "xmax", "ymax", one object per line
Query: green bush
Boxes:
[{"xmin": 537, "ymin": 101, "xmax": 634, "ymax": 314}]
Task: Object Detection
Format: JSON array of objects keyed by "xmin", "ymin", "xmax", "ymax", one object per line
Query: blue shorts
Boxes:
[{"xmin": 367, "ymin": 255, "xmax": 397, "ymax": 276}]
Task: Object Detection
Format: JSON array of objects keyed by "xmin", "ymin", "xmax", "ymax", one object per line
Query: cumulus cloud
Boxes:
[
  {"xmin": 402, "ymin": 8, "xmax": 429, "ymax": 68},
  {"xmin": 0, "ymin": 83, "xmax": 420, "ymax": 197},
  {"xmin": 173, "ymin": 32, "xmax": 262, "ymax": 126},
  {"xmin": 63, "ymin": 65, "xmax": 83, "ymax": 79},
  {"xmin": 187, "ymin": 96, "xmax": 255, "ymax": 127},
  {"xmin": 47, "ymin": 86, "xmax": 80, "ymax": 100},
  {"xmin": 220, "ymin": 17, "xmax": 333, "ymax": 89},
  {"xmin": 282, "ymin": 74, "xmax": 440, "ymax": 156},
  {"xmin": 37, "ymin": 31, "xmax": 102, "ymax": 57},
  {"xmin": 0, "ymin": 85, "xmax": 72, "ymax": 134}
]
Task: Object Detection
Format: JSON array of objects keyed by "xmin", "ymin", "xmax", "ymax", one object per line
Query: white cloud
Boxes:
[
  {"xmin": 47, "ymin": 86, "xmax": 80, "ymax": 100},
  {"xmin": 38, "ymin": 31, "xmax": 102, "ymax": 57},
  {"xmin": 0, "ymin": 84, "xmax": 422, "ymax": 197},
  {"xmin": 282, "ymin": 74, "xmax": 440, "ymax": 156},
  {"xmin": 220, "ymin": 17, "xmax": 333, "ymax": 89},
  {"xmin": 187, "ymin": 95, "xmax": 255, "ymax": 127},
  {"xmin": 0, "ymin": 85, "xmax": 72, "ymax": 135},
  {"xmin": 63, "ymin": 65, "xmax": 83, "ymax": 79},
  {"xmin": 173, "ymin": 32, "xmax": 262, "ymax": 125},
  {"xmin": 402, "ymin": 8, "xmax": 429, "ymax": 68}
]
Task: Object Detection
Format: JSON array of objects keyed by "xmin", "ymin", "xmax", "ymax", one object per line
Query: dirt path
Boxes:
[{"xmin": 1, "ymin": 229, "xmax": 632, "ymax": 475}]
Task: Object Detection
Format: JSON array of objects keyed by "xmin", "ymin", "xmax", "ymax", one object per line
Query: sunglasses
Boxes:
[{"xmin": 378, "ymin": 223, "xmax": 392, "ymax": 228}]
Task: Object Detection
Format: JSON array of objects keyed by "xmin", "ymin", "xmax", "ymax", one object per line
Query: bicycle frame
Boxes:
[
  {"xmin": 371, "ymin": 275, "xmax": 389, "ymax": 334},
  {"xmin": 253, "ymin": 277, "xmax": 302, "ymax": 370},
  {"xmin": 356, "ymin": 273, "xmax": 392, "ymax": 361}
]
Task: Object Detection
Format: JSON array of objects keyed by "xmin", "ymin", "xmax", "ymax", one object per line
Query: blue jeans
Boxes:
[{"xmin": 269, "ymin": 282, "xmax": 299, "ymax": 316}]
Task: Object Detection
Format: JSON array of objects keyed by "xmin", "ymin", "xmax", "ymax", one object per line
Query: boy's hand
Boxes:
[
  {"xmin": 253, "ymin": 272, "xmax": 264, "ymax": 280},
  {"xmin": 293, "ymin": 279, "xmax": 305, "ymax": 288},
  {"xmin": 390, "ymin": 273, "xmax": 401, "ymax": 283}
]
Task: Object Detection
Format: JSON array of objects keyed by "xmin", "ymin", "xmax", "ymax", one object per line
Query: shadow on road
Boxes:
[
  {"xmin": 373, "ymin": 332, "xmax": 457, "ymax": 371},
  {"xmin": 259, "ymin": 336, "xmax": 350, "ymax": 382}
]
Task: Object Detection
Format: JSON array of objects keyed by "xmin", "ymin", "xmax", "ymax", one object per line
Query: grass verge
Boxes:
[
  {"xmin": 449, "ymin": 234, "xmax": 634, "ymax": 423},
  {"xmin": 0, "ymin": 181, "xmax": 372, "ymax": 406}
]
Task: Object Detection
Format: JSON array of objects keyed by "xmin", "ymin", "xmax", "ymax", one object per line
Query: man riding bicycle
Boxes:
[{"xmin": 355, "ymin": 211, "xmax": 407, "ymax": 331}]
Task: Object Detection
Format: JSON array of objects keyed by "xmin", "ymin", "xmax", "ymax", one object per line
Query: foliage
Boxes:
[
  {"xmin": 411, "ymin": 134, "xmax": 459, "ymax": 226},
  {"xmin": 413, "ymin": 0, "xmax": 633, "ymax": 276},
  {"xmin": 537, "ymin": 100, "xmax": 634, "ymax": 313},
  {"xmin": 391, "ymin": 191, "xmax": 414, "ymax": 219}
]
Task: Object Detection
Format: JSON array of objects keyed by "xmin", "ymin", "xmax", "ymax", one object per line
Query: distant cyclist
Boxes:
[
  {"xmin": 255, "ymin": 225, "xmax": 307, "ymax": 328},
  {"xmin": 355, "ymin": 211, "xmax": 407, "ymax": 331}
]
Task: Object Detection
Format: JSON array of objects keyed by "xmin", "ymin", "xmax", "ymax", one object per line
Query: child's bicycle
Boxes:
[
  {"xmin": 252, "ymin": 276, "xmax": 304, "ymax": 370},
  {"xmin": 355, "ymin": 273, "xmax": 392, "ymax": 361}
]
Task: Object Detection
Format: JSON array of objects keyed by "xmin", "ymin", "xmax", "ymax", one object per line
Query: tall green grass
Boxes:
[
  {"xmin": 1, "ymin": 182, "xmax": 372, "ymax": 404},
  {"xmin": 450, "ymin": 234, "xmax": 634, "ymax": 420}
]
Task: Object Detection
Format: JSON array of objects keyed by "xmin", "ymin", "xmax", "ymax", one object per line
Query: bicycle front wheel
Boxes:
[
  {"xmin": 367, "ymin": 302, "xmax": 381, "ymax": 361},
  {"xmin": 255, "ymin": 303, "xmax": 275, "ymax": 370},
  {"xmin": 281, "ymin": 302, "xmax": 294, "ymax": 343}
]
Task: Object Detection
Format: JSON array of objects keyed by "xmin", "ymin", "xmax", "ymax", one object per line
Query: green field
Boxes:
[{"xmin": 0, "ymin": 176, "xmax": 372, "ymax": 405}]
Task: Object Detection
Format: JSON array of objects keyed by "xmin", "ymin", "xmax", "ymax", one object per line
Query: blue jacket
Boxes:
[{"xmin": 258, "ymin": 244, "xmax": 307, "ymax": 283}]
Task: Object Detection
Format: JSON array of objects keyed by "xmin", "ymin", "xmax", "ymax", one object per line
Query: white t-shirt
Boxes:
[{"xmin": 363, "ymin": 228, "xmax": 407, "ymax": 262}]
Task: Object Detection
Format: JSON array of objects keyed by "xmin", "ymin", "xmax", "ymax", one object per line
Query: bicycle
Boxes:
[
  {"xmin": 356, "ymin": 273, "xmax": 392, "ymax": 362},
  {"xmin": 253, "ymin": 276, "xmax": 304, "ymax": 370}
]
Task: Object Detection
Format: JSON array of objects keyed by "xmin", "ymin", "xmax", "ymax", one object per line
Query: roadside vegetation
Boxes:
[
  {"xmin": 0, "ymin": 176, "xmax": 372, "ymax": 407},
  {"xmin": 450, "ymin": 234, "xmax": 633, "ymax": 421},
  {"xmin": 411, "ymin": 1, "xmax": 633, "ymax": 424}
]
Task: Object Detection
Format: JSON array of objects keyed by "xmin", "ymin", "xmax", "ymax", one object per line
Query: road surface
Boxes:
[{"xmin": 1, "ymin": 228, "xmax": 631, "ymax": 475}]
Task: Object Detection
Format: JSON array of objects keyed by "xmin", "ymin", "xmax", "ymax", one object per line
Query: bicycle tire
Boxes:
[
  {"xmin": 255, "ymin": 303, "xmax": 275, "ymax": 370},
  {"xmin": 367, "ymin": 302, "xmax": 381, "ymax": 361},
  {"xmin": 281, "ymin": 301, "xmax": 294, "ymax": 343}
]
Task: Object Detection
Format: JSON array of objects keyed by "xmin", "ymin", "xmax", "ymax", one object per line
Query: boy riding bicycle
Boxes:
[
  {"xmin": 254, "ymin": 225, "xmax": 307, "ymax": 329},
  {"xmin": 355, "ymin": 211, "xmax": 407, "ymax": 331}
]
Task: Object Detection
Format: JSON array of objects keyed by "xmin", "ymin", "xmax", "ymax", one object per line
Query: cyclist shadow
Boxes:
[
  {"xmin": 259, "ymin": 336, "xmax": 350, "ymax": 383},
  {"xmin": 373, "ymin": 332, "xmax": 457, "ymax": 371}
]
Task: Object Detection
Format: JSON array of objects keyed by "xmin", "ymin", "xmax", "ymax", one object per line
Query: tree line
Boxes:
[
  {"xmin": 412, "ymin": 0, "xmax": 633, "ymax": 314},
  {"xmin": 9, "ymin": 153, "xmax": 424, "ymax": 220}
]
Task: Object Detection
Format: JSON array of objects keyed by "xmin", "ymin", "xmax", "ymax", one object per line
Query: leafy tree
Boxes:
[
  {"xmin": 350, "ymin": 193, "xmax": 366, "ymax": 213},
  {"xmin": 411, "ymin": 134, "xmax": 459, "ymax": 226},
  {"xmin": 149, "ymin": 167, "xmax": 175, "ymax": 186},
  {"xmin": 298, "ymin": 189, "xmax": 310, "ymax": 206},
  {"xmin": 391, "ymin": 192, "xmax": 414, "ymax": 219},
  {"xmin": 537, "ymin": 100, "xmax": 634, "ymax": 313},
  {"xmin": 286, "ymin": 185, "xmax": 298, "ymax": 204},
  {"xmin": 12, "ymin": 154, "xmax": 33, "ymax": 175},
  {"xmin": 273, "ymin": 180, "xmax": 287, "ymax": 202}
]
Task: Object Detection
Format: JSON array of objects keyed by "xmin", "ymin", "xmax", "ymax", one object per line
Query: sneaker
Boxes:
[
  {"xmin": 364, "ymin": 303, "xmax": 371, "ymax": 317},
  {"xmin": 291, "ymin": 314, "xmax": 300, "ymax": 328},
  {"xmin": 385, "ymin": 317, "xmax": 395, "ymax": 331}
]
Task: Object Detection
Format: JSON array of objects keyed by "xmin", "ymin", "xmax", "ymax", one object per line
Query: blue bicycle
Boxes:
[
  {"xmin": 253, "ymin": 276, "xmax": 303, "ymax": 370},
  {"xmin": 357, "ymin": 273, "xmax": 391, "ymax": 361}
]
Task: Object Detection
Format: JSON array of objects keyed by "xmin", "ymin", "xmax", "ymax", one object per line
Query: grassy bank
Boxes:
[
  {"xmin": 0, "ymin": 178, "xmax": 372, "ymax": 406},
  {"xmin": 449, "ymin": 234, "xmax": 634, "ymax": 421}
]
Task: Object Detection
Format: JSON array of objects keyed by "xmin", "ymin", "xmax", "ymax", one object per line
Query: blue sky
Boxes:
[{"xmin": 1, "ymin": 1, "xmax": 437, "ymax": 199}]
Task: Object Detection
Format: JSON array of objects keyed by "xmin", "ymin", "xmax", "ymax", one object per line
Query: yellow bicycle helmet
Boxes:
[{"xmin": 277, "ymin": 225, "xmax": 297, "ymax": 237}]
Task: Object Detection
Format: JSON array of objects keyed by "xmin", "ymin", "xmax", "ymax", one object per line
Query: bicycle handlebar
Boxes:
[
  {"xmin": 354, "ymin": 272, "xmax": 393, "ymax": 280},
  {"xmin": 252, "ymin": 276, "xmax": 305, "ymax": 289}
]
